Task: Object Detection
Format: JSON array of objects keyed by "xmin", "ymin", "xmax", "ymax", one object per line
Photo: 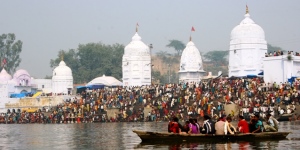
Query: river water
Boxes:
[{"xmin": 0, "ymin": 121, "xmax": 299, "ymax": 150}]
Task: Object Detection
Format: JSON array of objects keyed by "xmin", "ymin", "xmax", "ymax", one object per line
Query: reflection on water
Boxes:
[{"xmin": 0, "ymin": 121, "xmax": 299, "ymax": 149}]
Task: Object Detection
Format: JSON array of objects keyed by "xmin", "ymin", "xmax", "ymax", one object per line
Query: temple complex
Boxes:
[
  {"xmin": 228, "ymin": 6, "xmax": 267, "ymax": 77},
  {"xmin": 122, "ymin": 26, "xmax": 151, "ymax": 86}
]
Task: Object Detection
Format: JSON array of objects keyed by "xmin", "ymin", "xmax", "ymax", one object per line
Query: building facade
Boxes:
[
  {"xmin": 228, "ymin": 8, "xmax": 267, "ymax": 77},
  {"xmin": 122, "ymin": 32, "xmax": 151, "ymax": 86},
  {"xmin": 264, "ymin": 55, "xmax": 300, "ymax": 84},
  {"xmin": 52, "ymin": 60, "xmax": 73, "ymax": 94},
  {"xmin": 179, "ymin": 39, "xmax": 205, "ymax": 83}
]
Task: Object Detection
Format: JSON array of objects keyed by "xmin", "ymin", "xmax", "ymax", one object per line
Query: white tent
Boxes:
[{"xmin": 86, "ymin": 75, "xmax": 122, "ymax": 87}]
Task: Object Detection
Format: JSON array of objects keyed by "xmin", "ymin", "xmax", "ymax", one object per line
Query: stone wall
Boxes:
[{"xmin": 5, "ymin": 96, "xmax": 66, "ymax": 110}]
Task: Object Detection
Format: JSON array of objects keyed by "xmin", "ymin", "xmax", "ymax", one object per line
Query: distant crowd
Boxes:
[
  {"xmin": 265, "ymin": 50, "xmax": 300, "ymax": 57},
  {"xmin": 1, "ymin": 76, "xmax": 300, "ymax": 124}
]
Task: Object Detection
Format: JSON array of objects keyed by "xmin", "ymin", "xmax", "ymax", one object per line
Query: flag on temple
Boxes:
[{"xmin": 191, "ymin": 26, "xmax": 195, "ymax": 31}]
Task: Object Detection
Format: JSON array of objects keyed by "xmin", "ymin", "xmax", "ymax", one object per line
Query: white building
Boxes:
[
  {"xmin": 52, "ymin": 60, "xmax": 73, "ymax": 94},
  {"xmin": 0, "ymin": 68, "xmax": 16, "ymax": 99},
  {"xmin": 228, "ymin": 7, "xmax": 267, "ymax": 77},
  {"xmin": 264, "ymin": 55, "xmax": 300, "ymax": 84},
  {"xmin": 179, "ymin": 38, "xmax": 205, "ymax": 83},
  {"xmin": 0, "ymin": 60, "xmax": 73, "ymax": 98},
  {"xmin": 122, "ymin": 31, "xmax": 151, "ymax": 86}
]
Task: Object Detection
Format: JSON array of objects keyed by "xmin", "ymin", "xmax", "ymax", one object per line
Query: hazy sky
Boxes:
[{"xmin": 1, "ymin": 0, "xmax": 299, "ymax": 78}]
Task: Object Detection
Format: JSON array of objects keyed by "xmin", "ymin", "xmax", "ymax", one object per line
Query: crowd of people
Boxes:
[
  {"xmin": 1, "ymin": 76, "xmax": 300, "ymax": 124},
  {"xmin": 265, "ymin": 50, "xmax": 300, "ymax": 57}
]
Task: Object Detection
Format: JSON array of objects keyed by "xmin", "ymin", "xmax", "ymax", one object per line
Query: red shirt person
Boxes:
[
  {"xmin": 238, "ymin": 115, "xmax": 250, "ymax": 133},
  {"xmin": 168, "ymin": 117, "xmax": 181, "ymax": 133}
]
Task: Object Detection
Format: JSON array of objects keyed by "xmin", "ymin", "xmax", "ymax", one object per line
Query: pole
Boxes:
[
  {"xmin": 149, "ymin": 44, "xmax": 153, "ymax": 85},
  {"xmin": 168, "ymin": 64, "xmax": 170, "ymax": 83}
]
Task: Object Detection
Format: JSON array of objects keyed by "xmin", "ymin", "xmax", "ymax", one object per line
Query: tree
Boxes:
[
  {"xmin": 50, "ymin": 43, "xmax": 124, "ymax": 84},
  {"xmin": 0, "ymin": 33, "xmax": 23, "ymax": 74},
  {"xmin": 267, "ymin": 44, "xmax": 286, "ymax": 54},
  {"xmin": 203, "ymin": 50, "xmax": 228, "ymax": 66},
  {"xmin": 166, "ymin": 40, "xmax": 185, "ymax": 56}
]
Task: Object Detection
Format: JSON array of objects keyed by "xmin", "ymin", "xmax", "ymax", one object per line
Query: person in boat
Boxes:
[
  {"xmin": 188, "ymin": 118, "xmax": 199, "ymax": 134},
  {"xmin": 251, "ymin": 114, "xmax": 264, "ymax": 133},
  {"xmin": 237, "ymin": 115, "xmax": 249, "ymax": 133},
  {"xmin": 201, "ymin": 115, "xmax": 215, "ymax": 134},
  {"xmin": 168, "ymin": 117, "xmax": 182, "ymax": 133},
  {"xmin": 215, "ymin": 115, "xmax": 226, "ymax": 135},
  {"xmin": 249, "ymin": 114, "xmax": 256, "ymax": 132},
  {"xmin": 225, "ymin": 116, "xmax": 237, "ymax": 135},
  {"xmin": 181, "ymin": 120, "xmax": 190, "ymax": 133},
  {"xmin": 193, "ymin": 118, "xmax": 200, "ymax": 132},
  {"xmin": 264, "ymin": 113, "xmax": 279, "ymax": 132}
]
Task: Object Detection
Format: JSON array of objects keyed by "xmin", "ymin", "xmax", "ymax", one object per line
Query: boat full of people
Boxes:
[{"xmin": 133, "ymin": 130, "xmax": 290, "ymax": 143}]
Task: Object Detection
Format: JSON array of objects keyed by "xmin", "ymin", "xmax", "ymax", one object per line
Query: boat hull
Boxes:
[{"xmin": 133, "ymin": 130, "xmax": 290, "ymax": 143}]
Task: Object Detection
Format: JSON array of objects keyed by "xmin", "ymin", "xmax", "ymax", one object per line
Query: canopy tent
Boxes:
[
  {"xmin": 76, "ymin": 86, "xmax": 87, "ymax": 93},
  {"xmin": 86, "ymin": 75, "xmax": 122, "ymax": 88}
]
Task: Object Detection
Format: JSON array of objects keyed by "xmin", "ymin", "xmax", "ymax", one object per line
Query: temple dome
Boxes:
[
  {"xmin": 53, "ymin": 61, "xmax": 72, "ymax": 76},
  {"xmin": 124, "ymin": 32, "xmax": 150, "ymax": 56},
  {"xmin": 231, "ymin": 13, "xmax": 265, "ymax": 40},
  {"xmin": 13, "ymin": 69, "xmax": 30, "ymax": 79},
  {"xmin": 0, "ymin": 68, "xmax": 12, "ymax": 82},
  {"xmin": 180, "ymin": 41, "xmax": 204, "ymax": 72}
]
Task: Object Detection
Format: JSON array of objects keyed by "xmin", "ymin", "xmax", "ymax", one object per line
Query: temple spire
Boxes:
[{"xmin": 246, "ymin": 5, "xmax": 249, "ymax": 14}]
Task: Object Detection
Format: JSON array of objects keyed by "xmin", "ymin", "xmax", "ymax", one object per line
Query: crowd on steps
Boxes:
[{"xmin": 1, "ymin": 77, "xmax": 300, "ymax": 124}]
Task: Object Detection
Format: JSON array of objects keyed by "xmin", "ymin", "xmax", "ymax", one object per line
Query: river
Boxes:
[{"xmin": 0, "ymin": 121, "xmax": 299, "ymax": 150}]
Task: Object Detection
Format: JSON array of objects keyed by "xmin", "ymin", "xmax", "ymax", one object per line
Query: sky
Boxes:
[{"xmin": 0, "ymin": 0, "xmax": 299, "ymax": 78}]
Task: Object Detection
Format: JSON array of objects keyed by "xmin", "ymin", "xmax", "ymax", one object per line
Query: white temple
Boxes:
[
  {"xmin": 122, "ymin": 28, "xmax": 151, "ymax": 86},
  {"xmin": 0, "ymin": 59, "xmax": 73, "ymax": 99},
  {"xmin": 228, "ymin": 7, "xmax": 267, "ymax": 77},
  {"xmin": 0, "ymin": 59, "xmax": 73, "ymax": 112},
  {"xmin": 52, "ymin": 60, "xmax": 73, "ymax": 94},
  {"xmin": 179, "ymin": 37, "xmax": 205, "ymax": 83}
]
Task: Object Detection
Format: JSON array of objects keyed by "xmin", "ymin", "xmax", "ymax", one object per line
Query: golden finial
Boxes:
[
  {"xmin": 60, "ymin": 52, "xmax": 64, "ymax": 61},
  {"xmin": 246, "ymin": 5, "xmax": 249, "ymax": 14}
]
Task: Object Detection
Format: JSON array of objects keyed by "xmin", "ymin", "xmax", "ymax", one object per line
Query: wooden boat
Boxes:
[
  {"xmin": 133, "ymin": 130, "xmax": 290, "ymax": 143},
  {"xmin": 276, "ymin": 113, "xmax": 294, "ymax": 121}
]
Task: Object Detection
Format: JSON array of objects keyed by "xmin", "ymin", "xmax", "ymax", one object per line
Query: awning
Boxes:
[
  {"xmin": 247, "ymin": 75, "xmax": 257, "ymax": 78},
  {"xmin": 258, "ymin": 72, "xmax": 264, "ymax": 75}
]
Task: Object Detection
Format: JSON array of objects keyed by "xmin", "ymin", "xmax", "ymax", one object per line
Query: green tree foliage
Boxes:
[
  {"xmin": 0, "ymin": 33, "xmax": 23, "ymax": 74},
  {"xmin": 267, "ymin": 44, "xmax": 286, "ymax": 54},
  {"xmin": 166, "ymin": 40, "xmax": 185, "ymax": 56},
  {"xmin": 50, "ymin": 43, "xmax": 124, "ymax": 84},
  {"xmin": 203, "ymin": 50, "xmax": 228, "ymax": 66},
  {"xmin": 156, "ymin": 51, "xmax": 179, "ymax": 64}
]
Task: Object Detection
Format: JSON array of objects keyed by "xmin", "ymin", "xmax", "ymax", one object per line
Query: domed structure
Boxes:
[
  {"xmin": 0, "ymin": 68, "xmax": 12, "ymax": 82},
  {"xmin": 124, "ymin": 33, "xmax": 150, "ymax": 56},
  {"xmin": 228, "ymin": 7, "xmax": 267, "ymax": 77},
  {"xmin": 179, "ymin": 40, "xmax": 205, "ymax": 83},
  {"xmin": 13, "ymin": 69, "xmax": 31, "ymax": 86},
  {"xmin": 122, "ymin": 29, "xmax": 151, "ymax": 86},
  {"xmin": 52, "ymin": 60, "xmax": 73, "ymax": 94},
  {"xmin": 230, "ymin": 14, "xmax": 265, "ymax": 40},
  {"xmin": 52, "ymin": 61, "xmax": 72, "ymax": 76}
]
